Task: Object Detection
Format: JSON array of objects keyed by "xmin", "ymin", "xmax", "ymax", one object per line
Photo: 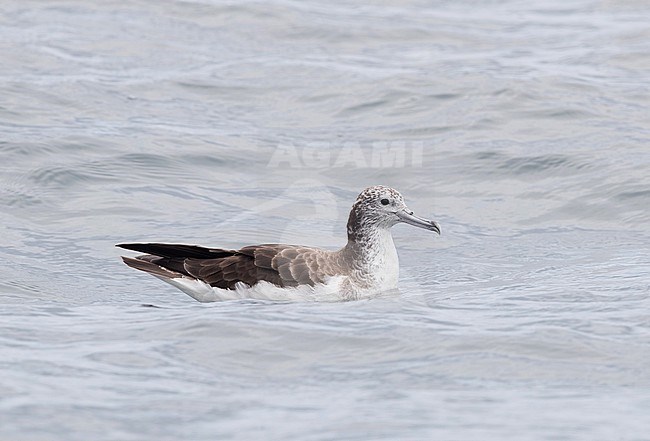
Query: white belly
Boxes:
[{"xmin": 158, "ymin": 274, "xmax": 352, "ymax": 303}]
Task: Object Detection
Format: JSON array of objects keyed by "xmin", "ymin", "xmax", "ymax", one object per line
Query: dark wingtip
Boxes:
[
  {"xmin": 116, "ymin": 243, "xmax": 147, "ymax": 253},
  {"xmin": 115, "ymin": 242, "xmax": 235, "ymax": 259},
  {"xmin": 116, "ymin": 243, "xmax": 142, "ymax": 250}
]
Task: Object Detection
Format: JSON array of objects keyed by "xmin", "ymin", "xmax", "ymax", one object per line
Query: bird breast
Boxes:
[{"xmin": 347, "ymin": 228, "xmax": 400, "ymax": 290}]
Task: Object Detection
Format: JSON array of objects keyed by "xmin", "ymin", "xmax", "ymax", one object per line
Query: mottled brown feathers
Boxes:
[{"xmin": 116, "ymin": 243, "xmax": 334, "ymax": 290}]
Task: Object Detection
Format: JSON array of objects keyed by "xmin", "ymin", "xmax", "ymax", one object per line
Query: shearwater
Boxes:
[{"xmin": 117, "ymin": 185, "xmax": 440, "ymax": 302}]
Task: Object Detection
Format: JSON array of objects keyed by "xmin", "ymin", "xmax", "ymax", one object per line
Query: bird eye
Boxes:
[{"xmin": 380, "ymin": 198, "xmax": 390, "ymax": 205}]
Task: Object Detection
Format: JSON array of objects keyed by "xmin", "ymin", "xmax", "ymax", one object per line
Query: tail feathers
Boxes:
[
  {"xmin": 121, "ymin": 256, "xmax": 219, "ymax": 302},
  {"xmin": 121, "ymin": 256, "xmax": 185, "ymax": 280}
]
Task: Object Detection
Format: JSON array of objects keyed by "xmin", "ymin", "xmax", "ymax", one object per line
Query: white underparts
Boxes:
[
  {"xmin": 154, "ymin": 273, "xmax": 394, "ymax": 303},
  {"xmin": 156, "ymin": 274, "xmax": 330, "ymax": 302}
]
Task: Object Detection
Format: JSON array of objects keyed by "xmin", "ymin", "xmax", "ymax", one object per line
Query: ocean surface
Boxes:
[{"xmin": 1, "ymin": 0, "xmax": 649, "ymax": 440}]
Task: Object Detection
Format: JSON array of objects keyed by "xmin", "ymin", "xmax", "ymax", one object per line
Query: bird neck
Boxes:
[
  {"xmin": 343, "ymin": 225, "xmax": 397, "ymax": 264},
  {"xmin": 344, "ymin": 204, "xmax": 399, "ymax": 274},
  {"xmin": 341, "ymin": 226, "xmax": 399, "ymax": 290}
]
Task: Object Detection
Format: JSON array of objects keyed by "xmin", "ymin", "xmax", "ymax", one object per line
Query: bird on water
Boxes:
[{"xmin": 117, "ymin": 185, "xmax": 440, "ymax": 302}]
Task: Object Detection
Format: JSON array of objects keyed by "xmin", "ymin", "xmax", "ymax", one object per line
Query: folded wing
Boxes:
[{"xmin": 117, "ymin": 243, "xmax": 331, "ymax": 289}]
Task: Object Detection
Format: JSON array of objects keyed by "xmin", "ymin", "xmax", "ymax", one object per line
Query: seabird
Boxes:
[{"xmin": 117, "ymin": 185, "xmax": 440, "ymax": 302}]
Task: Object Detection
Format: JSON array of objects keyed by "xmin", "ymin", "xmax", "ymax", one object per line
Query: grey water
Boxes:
[{"xmin": 1, "ymin": 0, "xmax": 649, "ymax": 439}]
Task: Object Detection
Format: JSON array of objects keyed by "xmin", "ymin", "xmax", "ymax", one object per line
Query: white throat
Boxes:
[
  {"xmin": 348, "ymin": 227, "xmax": 400, "ymax": 290},
  {"xmin": 373, "ymin": 228, "xmax": 399, "ymax": 286}
]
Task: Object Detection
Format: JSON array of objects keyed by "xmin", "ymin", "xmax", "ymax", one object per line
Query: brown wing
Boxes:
[
  {"xmin": 182, "ymin": 250, "xmax": 285, "ymax": 289},
  {"xmin": 118, "ymin": 242, "xmax": 336, "ymax": 290},
  {"xmin": 243, "ymin": 245, "xmax": 329, "ymax": 286},
  {"xmin": 184, "ymin": 244, "xmax": 333, "ymax": 289}
]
